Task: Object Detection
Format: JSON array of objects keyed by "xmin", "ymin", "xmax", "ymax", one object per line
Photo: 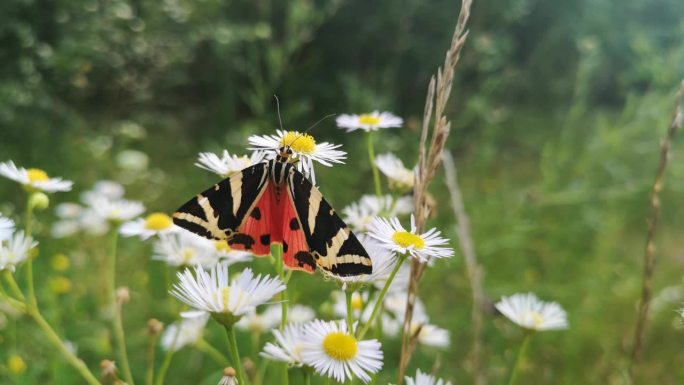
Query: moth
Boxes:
[{"xmin": 172, "ymin": 146, "xmax": 372, "ymax": 277}]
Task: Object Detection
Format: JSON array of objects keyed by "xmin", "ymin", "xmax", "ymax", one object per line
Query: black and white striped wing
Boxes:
[
  {"xmin": 172, "ymin": 163, "xmax": 269, "ymax": 240},
  {"xmin": 286, "ymin": 168, "xmax": 372, "ymax": 277}
]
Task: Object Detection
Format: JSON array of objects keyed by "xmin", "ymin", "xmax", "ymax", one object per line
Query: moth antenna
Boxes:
[
  {"xmin": 274, "ymin": 94, "xmax": 285, "ymax": 132},
  {"xmin": 288, "ymin": 113, "xmax": 337, "ymax": 150}
]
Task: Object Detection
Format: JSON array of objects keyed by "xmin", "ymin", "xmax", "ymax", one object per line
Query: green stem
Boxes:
[
  {"xmin": 28, "ymin": 307, "xmax": 102, "ymax": 385},
  {"xmin": 507, "ymin": 332, "xmax": 533, "ymax": 385},
  {"xmin": 272, "ymin": 242, "xmax": 289, "ymax": 385},
  {"xmin": 2, "ymin": 271, "xmax": 25, "ymax": 301},
  {"xmin": 303, "ymin": 370, "xmax": 311, "ymax": 385},
  {"xmin": 357, "ymin": 254, "xmax": 407, "ymax": 339},
  {"xmin": 145, "ymin": 334, "xmax": 158, "ymax": 385},
  {"xmin": 24, "ymin": 197, "xmax": 36, "ymax": 307},
  {"xmin": 107, "ymin": 227, "xmax": 135, "ymax": 385},
  {"xmin": 367, "ymin": 131, "xmax": 383, "ymax": 197},
  {"xmin": 196, "ymin": 338, "xmax": 229, "ymax": 365},
  {"xmin": 345, "ymin": 289, "xmax": 355, "ymax": 334},
  {"xmin": 225, "ymin": 325, "xmax": 248, "ymax": 385},
  {"xmin": 154, "ymin": 327, "xmax": 180, "ymax": 385}
]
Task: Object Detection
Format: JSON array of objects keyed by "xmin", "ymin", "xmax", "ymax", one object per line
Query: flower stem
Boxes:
[
  {"xmin": 345, "ymin": 289, "xmax": 355, "ymax": 334},
  {"xmin": 224, "ymin": 325, "xmax": 248, "ymax": 385},
  {"xmin": 28, "ymin": 306, "xmax": 102, "ymax": 385},
  {"xmin": 145, "ymin": 333, "xmax": 159, "ymax": 385},
  {"xmin": 357, "ymin": 254, "xmax": 407, "ymax": 339},
  {"xmin": 366, "ymin": 131, "xmax": 383, "ymax": 197},
  {"xmin": 107, "ymin": 227, "xmax": 135, "ymax": 385},
  {"xmin": 154, "ymin": 327, "xmax": 180, "ymax": 385},
  {"xmin": 507, "ymin": 332, "xmax": 533, "ymax": 385},
  {"xmin": 196, "ymin": 338, "xmax": 229, "ymax": 365},
  {"xmin": 24, "ymin": 195, "xmax": 37, "ymax": 308},
  {"xmin": 303, "ymin": 370, "xmax": 311, "ymax": 385},
  {"xmin": 271, "ymin": 243, "xmax": 289, "ymax": 385}
]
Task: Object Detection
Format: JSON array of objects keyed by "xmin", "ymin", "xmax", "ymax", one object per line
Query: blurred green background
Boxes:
[{"xmin": 1, "ymin": 0, "xmax": 684, "ymax": 384}]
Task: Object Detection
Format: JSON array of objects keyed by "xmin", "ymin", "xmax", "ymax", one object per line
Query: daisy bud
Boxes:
[
  {"xmin": 100, "ymin": 359, "xmax": 118, "ymax": 379},
  {"xmin": 218, "ymin": 367, "xmax": 237, "ymax": 385},
  {"xmin": 115, "ymin": 287, "xmax": 130, "ymax": 305},
  {"xmin": 28, "ymin": 192, "xmax": 50, "ymax": 210},
  {"xmin": 147, "ymin": 318, "xmax": 164, "ymax": 336}
]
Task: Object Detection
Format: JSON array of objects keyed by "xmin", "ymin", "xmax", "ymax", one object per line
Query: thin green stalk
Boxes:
[
  {"xmin": 357, "ymin": 254, "xmax": 407, "ymax": 339},
  {"xmin": 271, "ymin": 243, "xmax": 289, "ymax": 385},
  {"xmin": 345, "ymin": 289, "xmax": 355, "ymax": 334},
  {"xmin": 196, "ymin": 338, "xmax": 229, "ymax": 365},
  {"xmin": 154, "ymin": 327, "xmax": 181, "ymax": 385},
  {"xmin": 24, "ymin": 197, "xmax": 36, "ymax": 307},
  {"xmin": 507, "ymin": 332, "xmax": 533, "ymax": 385},
  {"xmin": 107, "ymin": 227, "xmax": 135, "ymax": 385},
  {"xmin": 367, "ymin": 132, "xmax": 383, "ymax": 197},
  {"xmin": 145, "ymin": 333, "xmax": 159, "ymax": 385},
  {"xmin": 303, "ymin": 370, "xmax": 311, "ymax": 385},
  {"xmin": 225, "ymin": 325, "xmax": 248, "ymax": 385},
  {"xmin": 3, "ymin": 271, "xmax": 25, "ymax": 301},
  {"xmin": 28, "ymin": 307, "xmax": 102, "ymax": 385}
]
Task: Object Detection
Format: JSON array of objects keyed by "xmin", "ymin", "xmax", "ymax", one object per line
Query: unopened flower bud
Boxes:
[
  {"xmin": 115, "ymin": 287, "xmax": 130, "ymax": 305},
  {"xmin": 100, "ymin": 359, "xmax": 118, "ymax": 379},
  {"xmin": 28, "ymin": 192, "xmax": 50, "ymax": 210},
  {"xmin": 147, "ymin": 318, "xmax": 164, "ymax": 336}
]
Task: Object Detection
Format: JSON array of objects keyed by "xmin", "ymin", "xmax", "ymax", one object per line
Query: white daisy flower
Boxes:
[
  {"xmin": 413, "ymin": 323, "xmax": 450, "ymax": 349},
  {"xmin": 383, "ymin": 291, "xmax": 429, "ymax": 326},
  {"xmin": 287, "ymin": 304, "xmax": 316, "ymax": 324},
  {"xmin": 0, "ymin": 161, "xmax": 73, "ymax": 193},
  {"xmin": 343, "ymin": 195, "xmax": 413, "ymax": 233},
  {"xmin": 0, "ymin": 231, "xmax": 37, "ymax": 272},
  {"xmin": 195, "ymin": 150, "xmax": 265, "ymax": 178},
  {"xmin": 91, "ymin": 197, "xmax": 145, "ymax": 222},
  {"xmin": 399, "ymin": 369, "xmax": 453, "ymax": 385},
  {"xmin": 120, "ymin": 212, "xmax": 180, "ymax": 240},
  {"xmin": 368, "ymin": 215, "xmax": 454, "ymax": 263},
  {"xmin": 261, "ymin": 323, "xmax": 307, "ymax": 367},
  {"xmin": 213, "ymin": 240, "xmax": 253, "ymax": 265},
  {"xmin": 161, "ymin": 313, "xmax": 209, "ymax": 352},
  {"xmin": 153, "ymin": 232, "xmax": 221, "ymax": 269},
  {"xmin": 300, "ymin": 319, "xmax": 383, "ymax": 384},
  {"xmin": 328, "ymin": 235, "xmax": 399, "ymax": 285},
  {"xmin": 248, "ymin": 130, "xmax": 346, "ymax": 184},
  {"xmin": 0, "ymin": 215, "xmax": 14, "ymax": 241},
  {"xmin": 236, "ymin": 305, "xmax": 282, "ymax": 333},
  {"xmin": 171, "ymin": 264, "xmax": 286, "ymax": 320},
  {"xmin": 80, "ymin": 180, "xmax": 125, "ymax": 205},
  {"xmin": 335, "ymin": 111, "xmax": 403, "ymax": 132},
  {"xmin": 495, "ymin": 292, "xmax": 569, "ymax": 331},
  {"xmin": 375, "ymin": 153, "xmax": 415, "ymax": 190}
]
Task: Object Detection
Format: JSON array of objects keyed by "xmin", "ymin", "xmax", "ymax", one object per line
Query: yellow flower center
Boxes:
[
  {"xmin": 144, "ymin": 212, "xmax": 173, "ymax": 230},
  {"xmin": 280, "ymin": 131, "xmax": 316, "ymax": 154},
  {"xmin": 391, "ymin": 231, "xmax": 425, "ymax": 249},
  {"xmin": 7, "ymin": 355, "xmax": 26, "ymax": 374},
  {"xmin": 27, "ymin": 168, "xmax": 49, "ymax": 182},
  {"xmin": 529, "ymin": 311, "xmax": 545, "ymax": 328},
  {"xmin": 182, "ymin": 248, "xmax": 196, "ymax": 263},
  {"xmin": 221, "ymin": 287, "xmax": 231, "ymax": 310},
  {"xmin": 322, "ymin": 332, "xmax": 358, "ymax": 361},
  {"xmin": 215, "ymin": 240, "xmax": 232, "ymax": 253},
  {"xmin": 358, "ymin": 114, "xmax": 381, "ymax": 126},
  {"xmin": 351, "ymin": 295, "xmax": 363, "ymax": 311},
  {"xmin": 49, "ymin": 277, "xmax": 72, "ymax": 295}
]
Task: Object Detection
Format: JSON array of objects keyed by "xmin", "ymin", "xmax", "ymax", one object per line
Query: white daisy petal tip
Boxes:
[
  {"xmin": 0, "ymin": 160, "xmax": 73, "ymax": 193},
  {"xmin": 335, "ymin": 111, "xmax": 403, "ymax": 132},
  {"xmin": 300, "ymin": 319, "xmax": 383, "ymax": 384},
  {"xmin": 495, "ymin": 292, "xmax": 569, "ymax": 331},
  {"xmin": 397, "ymin": 369, "xmax": 453, "ymax": 385},
  {"xmin": 0, "ymin": 230, "xmax": 38, "ymax": 272},
  {"xmin": 375, "ymin": 153, "xmax": 415, "ymax": 190}
]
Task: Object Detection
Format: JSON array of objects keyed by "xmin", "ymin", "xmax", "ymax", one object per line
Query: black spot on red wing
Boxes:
[
  {"xmin": 260, "ymin": 234, "xmax": 271, "ymax": 246},
  {"xmin": 229, "ymin": 233, "xmax": 256, "ymax": 250},
  {"xmin": 250, "ymin": 207, "xmax": 262, "ymax": 220},
  {"xmin": 283, "ymin": 241, "xmax": 289, "ymax": 253},
  {"xmin": 294, "ymin": 251, "xmax": 315, "ymax": 270},
  {"xmin": 289, "ymin": 218, "xmax": 300, "ymax": 230}
]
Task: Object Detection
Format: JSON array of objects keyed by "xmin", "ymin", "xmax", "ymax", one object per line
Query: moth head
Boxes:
[{"xmin": 278, "ymin": 146, "xmax": 294, "ymax": 158}]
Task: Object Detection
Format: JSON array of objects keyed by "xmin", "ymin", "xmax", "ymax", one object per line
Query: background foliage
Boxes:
[{"xmin": 1, "ymin": 0, "xmax": 684, "ymax": 383}]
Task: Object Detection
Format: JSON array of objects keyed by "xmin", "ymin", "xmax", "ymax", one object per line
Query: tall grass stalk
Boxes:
[
  {"xmin": 398, "ymin": 0, "xmax": 474, "ymax": 382},
  {"xmin": 629, "ymin": 80, "xmax": 684, "ymax": 382}
]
